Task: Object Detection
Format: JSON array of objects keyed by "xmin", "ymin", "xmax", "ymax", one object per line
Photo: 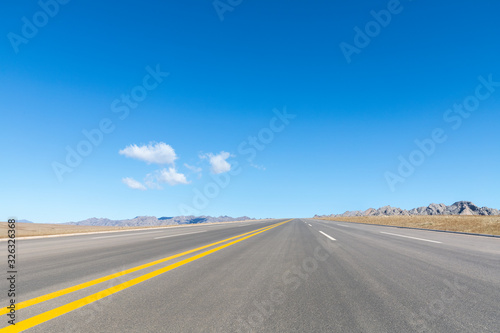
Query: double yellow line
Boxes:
[{"xmin": 1, "ymin": 219, "xmax": 291, "ymax": 332}]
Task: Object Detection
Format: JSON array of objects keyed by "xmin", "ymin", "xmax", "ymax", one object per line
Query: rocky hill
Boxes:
[
  {"xmin": 65, "ymin": 215, "xmax": 254, "ymax": 227},
  {"xmin": 314, "ymin": 201, "xmax": 499, "ymax": 218}
]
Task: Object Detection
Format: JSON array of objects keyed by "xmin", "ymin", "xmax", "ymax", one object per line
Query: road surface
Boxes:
[{"xmin": 1, "ymin": 219, "xmax": 499, "ymax": 332}]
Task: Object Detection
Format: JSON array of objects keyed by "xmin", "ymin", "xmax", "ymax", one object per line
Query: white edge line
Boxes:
[
  {"xmin": 0, "ymin": 226, "xmax": 181, "ymax": 242},
  {"xmin": 92, "ymin": 230, "xmax": 168, "ymax": 239},
  {"xmin": 154, "ymin": 231, "xmax": 207, "ymax": 239},
  {"xmin": 380, "ymin": 232, "xmax": 442, "ymax": 244},
  {"xmin": 319, "ymin": 230, "xmax": 336, "ymax": 241}
]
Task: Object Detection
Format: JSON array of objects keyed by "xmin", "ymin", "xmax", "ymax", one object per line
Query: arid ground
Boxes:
[
  {"xmin": 316, "ymin": 215, "xmax": 500, "ymax": 236},
  {"xmin": 0, "ymin": 222, "xmax": 175, "ymax": 239}
]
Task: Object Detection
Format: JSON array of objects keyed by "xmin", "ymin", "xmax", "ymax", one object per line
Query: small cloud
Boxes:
[
  {"xmin": 184, "ymin": 163, "xmax": 202, "ymax": 173},
  {"xmin": 184, "ymin": 163, "xmax": 202, "ymax": 179},
  {"xmin": 122, "ymin": 177, "xmax": 147, "ymax": 190},
  {"xmin": 201, "ymin": 151, "xmax": 232, "ymax": 174},
  {"xmin": 119, "ymin": 142, "xmax": 177, "ymax": 164},
  {"xmin": 146, "ymin": 168, "xmax": 189, "ymax": 187},
  {"xmin": 144, "ymin": 173, "xmax": 163, "ymax": 190},
  {"xmin": 250, "ymin": 163, "xmax": 266, "ymax": 171},
  {"xmin": 158, "ymin": 168, "xmax": 189, "ymax": 185}
]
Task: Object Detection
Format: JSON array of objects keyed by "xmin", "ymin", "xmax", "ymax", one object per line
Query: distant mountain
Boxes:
[
  {"xmin": 18, "ymin": 219, "xmax": 34, "ymax": 223},
  {"xmin": 314, "ymin": 201, "xmax": 500, "ymax": 218},
  {"xmin": 65, "ymin": 215, "xmax": 254, "ymax": 227}
]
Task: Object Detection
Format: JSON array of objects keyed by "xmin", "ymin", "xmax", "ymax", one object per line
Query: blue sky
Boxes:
[{"xmin": 1, "ymin": 1, "xmax": 499, "ymax": 223}]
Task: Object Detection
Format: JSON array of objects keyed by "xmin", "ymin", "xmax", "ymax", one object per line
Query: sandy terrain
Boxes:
[
  {"xmin": 0, "ymin": 222, "xmax": 175, "ymax": 239},
  {"xmin": 316, "ymin": 215, "xmax": 500, "ymax": 236}
]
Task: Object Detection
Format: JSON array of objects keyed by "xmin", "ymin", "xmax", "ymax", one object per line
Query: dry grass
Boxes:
[
  {"xmin": 316, "ymin": 215, "xmax": 500, "ymax": 236},
  {"xmin": 0, "ymin": 222, "xmax": 176, "ymax": 239}
]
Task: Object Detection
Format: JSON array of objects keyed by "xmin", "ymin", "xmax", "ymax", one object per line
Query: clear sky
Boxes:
[{"xmin": 1, "ymin": 1, "xmax": 499, "ymax": 223}]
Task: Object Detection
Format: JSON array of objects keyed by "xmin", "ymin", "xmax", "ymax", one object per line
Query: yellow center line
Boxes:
[
  {"xmin": 0, "ymin": 220, "xmax": 289, "ymax": 316},
  {"xmin": 1, "ymin": 219, "xmax": 291, "ymax": 332}
]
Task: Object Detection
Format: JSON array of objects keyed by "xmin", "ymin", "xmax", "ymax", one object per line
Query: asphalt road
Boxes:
[{"xmin": 1, "ymin": 218, "xmax": 499, "ymax": 332}]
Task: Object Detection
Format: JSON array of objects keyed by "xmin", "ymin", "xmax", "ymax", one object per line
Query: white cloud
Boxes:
[
  {"xmin": 184, "ymin": 163, "xmax": 202, "ymax": 176},
  {"xmin": 119, "ymin": 142, "xmax": 177, "ymax": 164},
  {"xmin": 158, "ymin": 167, "xmax": 189, "ymax": 185},
  {"xmin": 202, "ymin": 151, "xmax": 232, "ymax": 174},
  {"xmin": 250, "ymin": 163, "xmax": 266, "ymax": 171},
  {"xmin": 146, "ymin": 168, "xmax": 189, "ymax": 187},
  {"xmin": 144, "ymin": 173, "xmax": 163, "ymax": 190},
  {"xmin": 122, "ymin": 177, "xmax": 147, "ymax": 190}
]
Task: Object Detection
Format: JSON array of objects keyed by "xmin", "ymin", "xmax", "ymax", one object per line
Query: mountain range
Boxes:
[
  {"xmin": 314, "ymin": 201, "xmax": 499, "ymax": 218},
  {"xmin": 65, "ymin": 215, "xmax": 254, "ymax": 227}
]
